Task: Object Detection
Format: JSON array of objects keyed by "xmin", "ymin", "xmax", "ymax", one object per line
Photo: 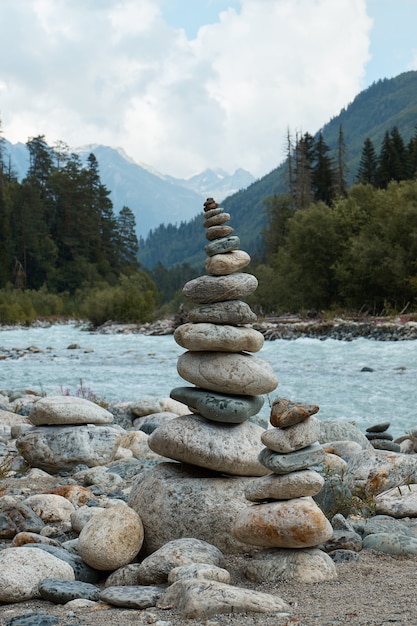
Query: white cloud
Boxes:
[{"xmin": 0, "ymin": 0, "xmax": 372, "ymax": 177}]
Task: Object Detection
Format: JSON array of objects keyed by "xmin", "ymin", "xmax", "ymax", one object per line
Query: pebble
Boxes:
[
  {"xmin": 259, "ymin": 442, "xmax": 325, "ymax": 474},
  {"xmin": 270, "ymin": 397, "xmax": 319, "ymax": 428}
]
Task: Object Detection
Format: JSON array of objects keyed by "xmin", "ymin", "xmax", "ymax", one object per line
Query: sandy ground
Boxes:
[{"xmin": 1, "ymin": 550, "xmax": 417, "ymax": 626}]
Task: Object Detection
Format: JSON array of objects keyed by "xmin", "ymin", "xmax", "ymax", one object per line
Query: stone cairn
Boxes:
[{"xmin": 231, "ymin": 397, "xmax": 337, "ymax": 582}]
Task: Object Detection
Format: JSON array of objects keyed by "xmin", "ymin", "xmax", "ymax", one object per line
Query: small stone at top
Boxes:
[{"xmin": 204, "ymin": 198, "xmax": 219, "ymax": 212}]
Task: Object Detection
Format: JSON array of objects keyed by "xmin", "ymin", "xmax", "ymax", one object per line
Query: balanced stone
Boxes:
[
  {"xmin": 203, "ymin": 207, "xmax": 223, "ymax": 219},
  {"xmin": 232, "ymin": 496, "xmax": 333, "ymax": 548},
  {"xmin": 205, "ymin": 224, "xmax": 234, "ymax": 241},
  {"xmin": 183, "ymin": 273, "xmax": 258, "ymax": 304},
  {"xmin": 244, "ymin": 469, "xmax": 325, "ymax": 501},
  {"xmin": 29, "ymin": 396, "xmax": 113, "ymax": 426},
  {"xmin": 170, "ymin": 386, "xmax": 264, "ymax": 423},
  {"xmin": 270, "ymin": 397, "xmax": 319, "ymax": 428},
  {"xmin": 205, "ymin": 235, "xmax": 240, "ymax": 256},
  {"xmin": 177, "ymin": 351, "xmax": 278, "ymax": 396},
  {"xmin": 203, "ymin": 212, "xmax": 230, "ymax": 228},
  {"xmin": 147, "ymin": 414, "xmax": 269, "ymax": 476},
  {"xmin": 187, "ymin": 300, "xmax": 257, "ymax": 325},
  {"xmin": 259, "ymin": 442, "xmax": 325, "ymax": 474},
  {"xmin": 261, "ymin": 416, "xmax": 321, "ymax": 453},
  {"xmin": 174, "ymin": 322, "xmax": 264, "ymax": 352},
  {"xmin": 205, "ymin": 250, "xmax": 251, "ymax": 276}
]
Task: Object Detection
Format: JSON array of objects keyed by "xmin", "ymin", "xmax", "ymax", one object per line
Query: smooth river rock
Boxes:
[
  {"xmin": 177, "ymin": 351, "xmax": 278, "ymax": 396},
  {"xmin": 203, "ymin": 211, "xmax": 230, "ymax": 228},
  {"xmin": 261, "ymin": 416, "xmax": 321, "ymax": 453},
  {"xmin": 244, "ymin": 469, "xmax": 325, "ymax": 501},
  {"xmin": 16, "ymin": 424, "xmax": 121, "ymax": 473},
  {"xmin": 29, "ymin": 395, "xmax": 113, "ymax": 426},
  {"xmin": 170, "ymin": 386, "xmax": 264, "ymax": 423},
  {"xmin": 259, "ymin": 442, "xmax": 325, "ymax": 474},
  {"xmin": 205, "ymin": 250, "xmax": 251, "ymax": 276},
  {"xmin": 78, "ymin": 503, "xmax": 144, "ymax": 570},
  {"xmin": 182, "ymin": 273, "xmax": 258, "ymax": 304},
  {"xmin": 129, "ymin": 462, "xmax": 262, "ymax": 554},
  {"xmin": 205, "ymin": 235, "xmax": 240, "ymax": 256},
  {"xmin": 174, "ymin": 322, "xmax": 264, "ymax": 352},
  {"xmin": 270, "ymin": 397, "xmax": 319, "ymax": 428},
  {"xmin": 205, "ymin": 224, "xmax": 234, "ymax": 241},
  {"xmin": 187, "ymin": 300, "xmax": 257, "ymax": 325},
  {"xmin": 148, "ymin": 414, "xmax": 269, "ymax": 476},
  {"xmin": 243, "ymin": 548, "xmax": 337, "ymax": 583},
  {"xmin": 232, "ymin": 497, "xmax": 334, "ymax": 548}
]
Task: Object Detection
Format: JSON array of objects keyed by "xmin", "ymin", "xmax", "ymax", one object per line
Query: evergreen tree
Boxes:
[
  {"xmin": 311, "ymin": 132, "xmax": 335, "ymax": 205},
  {"xmin": 294, "ymin": 132, "xmax": 314, "ymax": 209},
  {"xmin": 117, "ymin": 206, "xmax": 139, "ymax": 269},
  {"xmin": 334, "ymin": 124, "xmax": 348, "ymax": 197},
  {"xmin": 407, "ymin": 126, "xmax": 417, "ymax": 179},
  {"xmin": 357, "ymin": 138, "xmax": 378, "ymax": 185},
  {"xmin": 376, "ymin": 127, "xmax": 407, "ymax": 188}
]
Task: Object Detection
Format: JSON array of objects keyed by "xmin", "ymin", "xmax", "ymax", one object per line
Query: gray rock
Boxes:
[
  {"xmin": 343, "ymin": 448, "xmax": 417, "ymax": 496},
  {"xmin": 29, "ymin": 396, "xmax": 113, "ymax": 426},
  {"xmin": 182, "ymin": 273, "xmax": 258, "ymax": 304},
  {"xmin": 135, "ymin": 538, "xmax": 224, "ymax": 584},
  {"xmin": 363, "ymin": 532, "xmax": 417, "ymax": 555},
  {"xmin": 168, "ymin": 563, "xmax": 230, "ymax": 584},
  {"xmin": 370, "ymin": 440, "xmax": 401, "ymax": 452},
  {"xmin": 244, "ymin": 469, "xmax": 324, "ymax": 501},
  {"xmin": 132, "ymin": 411, "xmax": 177, "ymax": 433},
  {"xmin": 148, "ymin": 414, "xmax": 268, "ymax": 476},
  {"xmin": 205, "ymin": 235, "xmax": 240, "ymax": 256},
  {"xmin": 4, "ymin": 614, "xmax": 59, "ymax": 625},
  {"xmin": 23, "ymin": 493, "xmax": 75, "ymax": 524},
  {"xmin": 174, "ymin": 322, "xmax": 264, "ymax": 352},
  {"xmin": 100, "ymin": 585, "xmax": 166, "ymax": 608},
  {"xmin": 319, "ymin": 420, "xmax": 371, "ymax": 449},
  {"xmin": 205, "ymin": 224, "xmax": 234, "ymax": 241},
  {"xmin": 16, "ymin": 424, "xmax": 121, "ymax": 473},
  {"xmin": 129, "ymin": 462, "xmax": 261, "ymax": 554},
  {"xmin": 329, "ymin": 549, "xmax": 360, "ymax": 563},
  {"xmin": 0, "ymin": 547, "xmax": 75, "ymax": 602},
  {"xmin": 177, "ymin": 351, "xmax": 278, "ymax": 396},
  {"xmin": 322, "ymin": 440, "xmax": 363, "ymax": 460},
  {"xmin": 38, "ymin": 578, "xmax": 100, "ymax": 603},
  {"xmin": 157, "ymin": 579, "xmax": 291, "ymax": 618},
  {"xmin": 321, "ymin": 529, "xmax": 363, "ymax": 552},
  {"xmin": 187, "ymin": 300, "xmax": 257, "ymax": 325},
  {"xmin": 366, "ymin": 422, "xmax": 390, "ymax": 433},
  {"xmin": 0, "ymin": 502, "xmax": 44, "ymax": 539},
  {"xmin": 259, "ymin": 442, "xmax": 325, "ymax": 474},
  {"xmin": 243, "ymin": 548, "xmax": 337, "ymax": 583},
  {"xmin": 104, "ymin": 563, "xmax": 142, "ymax": 587},
  {"xmin": 170, "ymin": 386, "xmax": 264, "ymax": 424},
  {"xmin": 355, "ymin": 515, "xmax": 417, "ymax": 538},
  {"xmin": 203, "ymin": 211, "xmax": 230, "ymax": 228},
  {"xmin": 270, "ymin": 398, "xmax": 319, "ymax": 428},
  {"xmin": 375, "ymin": 483, "xmax": 417, "ymax": 517},
  {"xmin": 23, "ymin": 543, "xmax": 100, "ymax": 583}
]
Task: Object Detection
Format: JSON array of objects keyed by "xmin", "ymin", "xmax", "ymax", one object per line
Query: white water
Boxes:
[{"xmin": 0, "ymin": 324, "xmax": 416, "ymax": 438}]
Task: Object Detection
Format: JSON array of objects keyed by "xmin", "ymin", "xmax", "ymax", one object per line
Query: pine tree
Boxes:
[
  {"xmin": 311, "ymin": 132, "xmax": 335, "ymax": 205},
  {"xmin": 294, "ymin": 132, "xmax": 314, "ymax": 209},
  {"xmin": 357, "ymin": 138, "xmax": 378, "ymax": 185},
  {"xmin": 334, "ymin": 124, "xmax": 348, "ymax": 197},
  {"xmin": 117, "ymin": 206, "xmax": 139, "ymax": 270}
]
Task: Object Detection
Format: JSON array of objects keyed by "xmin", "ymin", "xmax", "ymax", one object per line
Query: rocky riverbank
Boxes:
[{"xmin": 1, "ymin": 391, "xmax": 417, "ymax": 624}]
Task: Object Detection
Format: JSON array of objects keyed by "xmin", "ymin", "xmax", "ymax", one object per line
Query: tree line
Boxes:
[{"xmin": 0, "ymin": 130, "xmax": 159, "ymax": 324}]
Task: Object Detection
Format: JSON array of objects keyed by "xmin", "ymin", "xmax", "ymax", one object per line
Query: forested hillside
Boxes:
[{"xmin": 139, "ymin": 71, "xmax": 417, "ymax": 271}]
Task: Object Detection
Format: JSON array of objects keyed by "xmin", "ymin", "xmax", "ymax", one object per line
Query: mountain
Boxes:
[
  {"xmin": 138, "ymin": 70, "xmax": 417, "ymax": 269},
  {"xmin": 165, "ymin": 167, "xmax": 255, "ymax": 201},
  {"xmin": 3, "ymin": 140, "xmax": 255, "ymax": 239}
]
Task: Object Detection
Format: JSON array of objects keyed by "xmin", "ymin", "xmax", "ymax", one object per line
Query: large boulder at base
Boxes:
[
  {"xmin": 147, "ymin": 414, "xmax": 268, "ymax": 476},
  {"xmin": 29, "ymin": 396, "xmax": 113, "ymax": 426},
  {"xmin": 177, "ymin": 351, "xmax": 278, "ymax": 396},
  {"xmin": 343, "ymin": 448, "xmax": 417, "ymax": 496},
  {"xmin": 16, "ymin": 424, "xmax": 121, "ymax": 473},
  {"xmin": 78, "ymin": 504, "xmax": 144, "ymax": 571},
  {"xmin": 243, "ymin": 548, "xmax": 337, "ymax": 583},
  {"xmin": 128, "ymin": 462, "xmax": 261, "ymax": 555},
  {"xmin": 0, "ymin": 547, "xmax": 74, "ymax": 602}
]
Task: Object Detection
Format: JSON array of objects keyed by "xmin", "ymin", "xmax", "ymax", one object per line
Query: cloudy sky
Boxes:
[{"xmin": 1, "ymin": 0, "xmax": 416, "ymax": 179}]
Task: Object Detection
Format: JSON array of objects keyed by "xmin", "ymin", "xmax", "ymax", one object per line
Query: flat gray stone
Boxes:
[
  {"xmin": 205, "ymin": 235, "xmax": 240, "ymax": 256},
  {"xmin": 170, "ymin": 386, "xmax": 264, "ymax": 424},
  {"xmin": 29, "ymin": 396, "xmax": 113, "ymax": 426},
  {"xmin": 38, "ymin": 578, "xmax": 100, "ymax": 603},
  {"xmin": 182, "ymin": 273, "xmax": 258, "ymax": 304},
  {"xmin": 177, "ymin": 351, "xmax": 278, "ymax": 396},
  {"xmin": 100, "ymin": 585, "xmax": 165, "ymax": 608},
  {"xmin": 187, "ymin": 300, "xmax": 257, "ymax": 324},
  {"xmin": 148, "ymin": 414, "xmax": 268, "ymax": 476},
  {"xmin": 203, "ymin": 212, "xmax": 230, "ymax": 228},
  {"xmin": 259, "ymin": 443, "xmax": 325, "ymax": 474},
  {"xmin": 174, "ymin": 322, "xmax": 264, "ymax": 352},
  {"xmin": 157, "ymin": 578, "xmax": 291, "ymax": 618},
  {"xmin": 375, "ymin": 483, "xmax": 417, "ymax": 517},
  {"xmin": 244, "ymin": 469, "xmax": 324, "ymax": 501},
  {"xmin": 363, "ymin": 532, "xmax": 417, "ymax": 555},
  {"xmin": 205, "ymin": 224, "xmax": 234, "ymax": 240},
  {"xmin": 168, "ymin": 563, "xmax": 230, "ymax": 584}
]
